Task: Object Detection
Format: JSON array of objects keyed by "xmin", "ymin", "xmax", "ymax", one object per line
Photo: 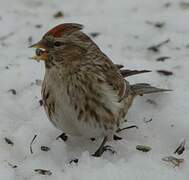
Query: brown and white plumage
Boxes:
[{"xmin": 30, "ymin": 23, "xmax": 170, "ymax": 156}]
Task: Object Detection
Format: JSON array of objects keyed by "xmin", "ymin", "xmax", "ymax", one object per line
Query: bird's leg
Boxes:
[
  {"xmin": 92, "ymin": 136, "xmax": 116, "ymax": 157},
  {"xmin": 92, "ymin": 136, "xmax": 107, "ymax": 157},
  {"xmin": 56, "ymin": 133, "xmax": 68, "ymax": 141}
]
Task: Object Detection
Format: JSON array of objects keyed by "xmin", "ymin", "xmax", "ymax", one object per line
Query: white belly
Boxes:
[
  {"xmin": 42, "ymin": 69, "xmax": 123, "ymax": 139},
  {"xmin": 47, "ymin": 86, "xmax": 106, "ymax": 138}
]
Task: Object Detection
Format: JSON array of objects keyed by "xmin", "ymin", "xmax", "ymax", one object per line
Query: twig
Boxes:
[
  {"xmin": 116, "ymin": 125, "xmax": 138, "ymax": 133},
  {"xmin": 143, "ymin": 118, "xmax": 153, "ymax": 123},
  {"xmin": 30, "ymin": 134, "xmax": 37, "ymax": 154},
  {"xmin": 148, "ymin": 39, "xmax": 170, "ymax": 52}
]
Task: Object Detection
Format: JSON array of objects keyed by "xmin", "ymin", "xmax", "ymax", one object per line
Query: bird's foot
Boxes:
[{"xmin": 92, "ymin": 145, "xmax": 116, "ymax": 157}]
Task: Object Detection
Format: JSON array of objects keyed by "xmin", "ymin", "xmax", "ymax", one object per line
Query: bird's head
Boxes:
[{"xmin": 30, "ymin": 23, "xmax": 85, "ymax": 65}]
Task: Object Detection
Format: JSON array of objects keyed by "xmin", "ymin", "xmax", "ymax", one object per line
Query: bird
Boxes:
[{"xmin": 30, "ymin": 23, "xmax": 170, "ymax": 157}]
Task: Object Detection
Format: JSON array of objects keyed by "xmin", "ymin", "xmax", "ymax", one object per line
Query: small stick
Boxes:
[
  {"xmin": 148, "ymin": 39, "xmax": 170, "ymax": 52},
  {"xmin": 143, "ymin": 118, "xmax": 152, "ymax": 123},
  {"xmin": 116, "ymin": 125, "xmax": 138, "ymax": 133},
  {"xmin": 30, "ymin": 134, "xmax": 37, "ymax": 154}
]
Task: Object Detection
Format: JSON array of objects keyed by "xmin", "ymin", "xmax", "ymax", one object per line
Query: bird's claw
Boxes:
[
  {"xmin": 92, "ymin": 145, "xmax": 116, "ymax": 157},
  {"xmin": 103, "ymin": 145, "xmax": 117, "ymax": 154}
]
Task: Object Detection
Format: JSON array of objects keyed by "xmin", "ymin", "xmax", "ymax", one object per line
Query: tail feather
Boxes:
[
  {"xmin": 130, "ymin": 83, "xmax": 172, "ymax": 95},
  {"xmin": 115, "ymin": 64, "xmax": 124, "ymax": 69},
  {"xmin": 120, "ymin": 69, "xmax": 151, "ymax": 77},
  {"xmin": 115, "ymin": 64, "xmax": 151, "ymax": 77}
]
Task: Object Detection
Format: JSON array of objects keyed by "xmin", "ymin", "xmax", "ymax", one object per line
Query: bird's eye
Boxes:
[{"xmin": 54, "ymin": 41, "xmax": 62, "ymax": 47}]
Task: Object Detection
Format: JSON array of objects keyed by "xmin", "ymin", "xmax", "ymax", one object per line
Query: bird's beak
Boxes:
[
  {"xmin": 29, "ymin": 41, "xmax": 48, "ymax": 61},
  {"xmin": 29, "ymin": 40, "xmax": 46, "ymax": 49}
]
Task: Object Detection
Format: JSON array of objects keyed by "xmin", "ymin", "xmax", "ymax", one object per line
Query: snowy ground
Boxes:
[{"xmin": 0, "ymin": 0, "xmax": 189, "ymax": 179}]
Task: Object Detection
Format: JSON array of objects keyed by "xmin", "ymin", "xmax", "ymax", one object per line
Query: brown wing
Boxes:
[
  {"xmin": 105, "ymin": 67, "xmax": 126, "ymax": 100},
  {"xmin": 96, "ymin": 56, "xmax": 127, "ymax": 101}
]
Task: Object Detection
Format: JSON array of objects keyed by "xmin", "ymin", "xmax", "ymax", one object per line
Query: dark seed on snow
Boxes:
[
  {"xmin": 89, "ymin": 32, "xmax": 100, "ymax": 38},
  {"xmin": 41, "ymin": 146, "xmax": 50, "ymax": 151},
  {"xmin": 39, "ymin": 100, "xmax": 43, "ymax": 106},
  {"xmin": 8, "ymin": 89, "xmax": 17, "ymax": 95},
  {"xmin": 90, "ymin": 137, "xmax": 96, "ymax": 141},
  {"xmin": 157, "ymin": 70, "xmax": 173, "ymax": 76},
  {"xmin": 154, "ymin": 22, "xmax": 165, "ymax": 28},
  {"xmin": 136, "ymin": 145, "xmax": 151, "ymax": 152},
  {"xmin": 69, "ymin": 158, "xmax": 79, "ymax": 164},
  {"xmin": 156, "ymin": 56, "xmax": 171, "ymax": 62},
  {"xmin": 174, "ymin": 139, "xmax": 185, "ymax": 155},
  {"xmin": 35, "ymin": 24, "xmax": 42, "ymax": 28},
  {"xmin": 34, "ymin": 169, "xmax": 52, "ymax": 176},
  {"xmin": 4, "ymin": 137, "xmax": 14, "ymax": 145},
  {"xmin": 53, "ymin": 11, "xmax": 64, "ymax": 18}
]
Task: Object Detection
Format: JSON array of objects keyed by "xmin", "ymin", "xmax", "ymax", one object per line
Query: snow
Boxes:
[{"xmin": 0, "ymin": 0, "xmax": 189, "ymax": 179}]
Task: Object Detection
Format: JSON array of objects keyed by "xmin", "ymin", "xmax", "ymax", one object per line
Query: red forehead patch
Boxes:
[
  {"xmin": 44, "ymin": 23, "xmax": 83, "ymax": 38},
  {"xmin": 45, "ymin": 24, "xmax": 65, "ymax": 37}
]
